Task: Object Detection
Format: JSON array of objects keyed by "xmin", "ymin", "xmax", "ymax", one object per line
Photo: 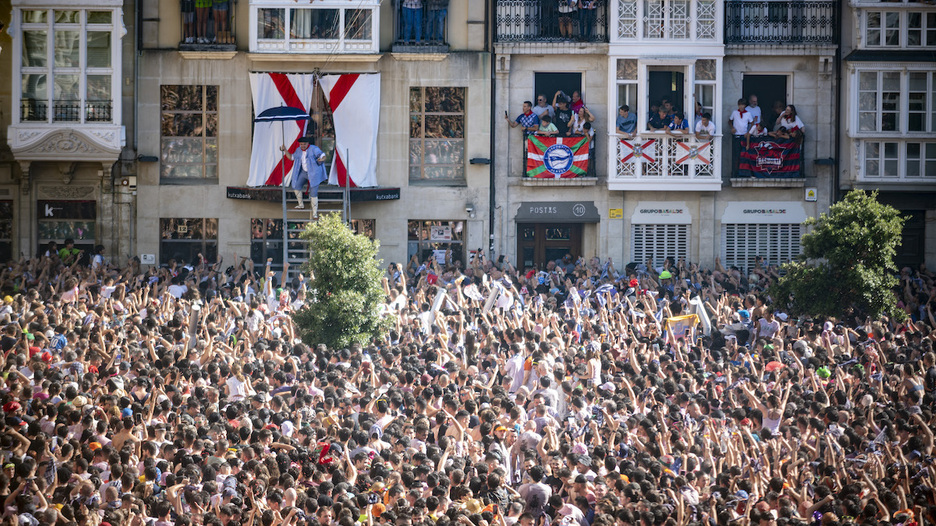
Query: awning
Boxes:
[{"xmin": 226, "ymin": 185, "xmax": 400, "ymax": 203}]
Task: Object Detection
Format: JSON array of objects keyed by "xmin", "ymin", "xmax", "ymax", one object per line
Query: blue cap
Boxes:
[{"xmin": 121, "ymin": 407, "xmax": 133, "ymax": 418}]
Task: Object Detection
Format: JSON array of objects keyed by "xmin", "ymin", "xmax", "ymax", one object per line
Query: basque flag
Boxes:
[{"xmin": 526, "ymin": 136, "xmax": 589, "ymax": 178}]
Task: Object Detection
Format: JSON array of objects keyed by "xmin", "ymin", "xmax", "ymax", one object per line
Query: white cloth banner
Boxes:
[
  {"xmin": 319, "ymin": 74, "xmax": 380, "ymax": 188},
  {"xmin": 247, "ymin": 73, "xmax": 316, "ymax": 187}
]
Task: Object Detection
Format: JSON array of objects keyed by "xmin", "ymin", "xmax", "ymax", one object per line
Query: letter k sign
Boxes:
[{"xmin": 44, "ymin": 204, "xmax": 61, "ymax": 217}]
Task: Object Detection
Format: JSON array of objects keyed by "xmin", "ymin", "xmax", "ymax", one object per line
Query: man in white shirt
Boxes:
[
  {"xmin": 746, "ymin": 94, "xmax": 762, "ymax": 125},
  {"xmin": 729, "ymin": 99, "xmax": 754, "ymax": 176},
  {"xmin": 531, "ymin": 94, "xmax": 554, "ymax": 120},
  {"xmin": 694, "ymin": 112, "xmax": 715, "ymax": 140}
]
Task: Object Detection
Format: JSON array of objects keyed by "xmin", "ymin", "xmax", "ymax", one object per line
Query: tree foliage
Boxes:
[
  {"xmin": 770, "ymin": 190, "xmax": 906, "ymax": 320},
  {"xmin": 292, "ymin": 213, "xmax": 391, "ymax": 349}
]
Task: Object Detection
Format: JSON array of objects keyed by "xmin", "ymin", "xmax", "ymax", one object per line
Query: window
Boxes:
[
  {"xmin": 617, "ymin": 60, "xmax": 638, "ymax": 119},
  {"xmin": 409, "ymin": 87, "xmax": 466, "ymax": 185},
  {"xmin": 161, "ymin": 85, "xmax": 219, "ymax": 181},
  {"xmin": 253, "ymin": 2, "xmax": 377, "ymax": 53},
  {"xmin": 160, "ymin": 218, "xmax": 218, "ymax": 265},
  {"xmin": 856, "ymin": 71, "xmax": 935, "ymax": 134},
  {"xmin": 631, "ymin": 224, "xmax": 689, "ymax": 267},
  {"xmin": 18, "ymin": 8, "xmax": 117, "ymax": 123},
  {"xmin": 722, "ymin": 224, "xmax": 802, "ymax": 273},
  {"xmin": 408, "ymin": 220, "xmax": 465, "ymax": 265},
  {"xmin": 37, "ymin": 200, "xmax": 96, "ymax": 254},
  {"xmin": 0, "ymin": 202, "xmax": 11, "ymax": 264},
  {"xmin": 694, "ymin": 59, "xmax": 716, "ymax": 125},
  {"xmin": 861, "ymin": 140, "xmax": 936, "ymax": 179},
  {"xmin": 863, "ymin": 10, "xmax": 936, "ymax": 47},
  {"xmin": 644, "ymin": 0, "xmax": 690, "ymax": 39}
]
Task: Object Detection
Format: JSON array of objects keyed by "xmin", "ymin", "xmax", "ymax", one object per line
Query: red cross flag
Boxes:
[
  {"xmin": 619, "ymin": 139, "xmax": 657, "ymax": 163},
  {"xmin": 675, "ymin": 141, "xmax": 711, "ymax": 165}
]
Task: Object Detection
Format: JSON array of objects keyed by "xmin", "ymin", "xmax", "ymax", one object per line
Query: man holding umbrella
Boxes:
[{"xmin": 281, "ymin": 137, "xmax": 327, "ymax": 217}]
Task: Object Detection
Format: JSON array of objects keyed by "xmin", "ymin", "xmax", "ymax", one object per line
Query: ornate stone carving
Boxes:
[
  {"xmin": 17, "ymin": 130, "xmax": 41, "ymax": 143},
  {"xmin": 38, "ymin": 186, "xmax": 96, "ymax": 199},
  {"xmin": 88, "ymin": 130, "xmax": 117, "ymax": 144},
  {"xmin": 9, "ymin": 125, "xmax": 124, "ymax": 164},
  {"xmin": 34, "ymin": 132, "xmax": 102, "ymax": 155}
]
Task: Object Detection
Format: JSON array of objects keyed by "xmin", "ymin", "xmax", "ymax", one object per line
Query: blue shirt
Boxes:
[
  {"xmin": 515, "ymin": 112, "xmax": 540, "ymax": 135},
  {"xmin": 616, "ymin": 112, "xmax": 637, "ymax": 133}
]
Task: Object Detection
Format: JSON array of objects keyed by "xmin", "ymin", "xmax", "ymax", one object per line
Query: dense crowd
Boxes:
[{"xmin": 1, "ymin": 247, "xmax": 935, "ymax": 526}]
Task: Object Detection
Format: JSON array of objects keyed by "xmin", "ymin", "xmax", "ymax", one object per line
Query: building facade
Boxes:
[{"xmin": 2, "ymin": 0, "xmax": 933, "ymax": 272}]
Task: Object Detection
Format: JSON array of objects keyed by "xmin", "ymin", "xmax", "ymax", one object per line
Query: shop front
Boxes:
[
  {"xmin": 515, "ymin": 201, "xmax": 600, "ymax": 270},
  {"xmin": 719, "ymin": 201, "xmax": 808, "ymax": 273}
]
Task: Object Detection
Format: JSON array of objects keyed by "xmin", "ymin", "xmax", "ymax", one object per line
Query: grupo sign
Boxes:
[
  {"xmin": 721, "ymin": 202, "xmax": 808, "ymax": 224},
  {"xmin": 631, "ymin": 202, "xmax": 691, "ymax": 224}
]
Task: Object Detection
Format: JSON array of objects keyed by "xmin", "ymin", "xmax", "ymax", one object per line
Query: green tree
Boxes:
[
  {"xmin": 770, "ymin": 190, "xmax": 906, "ymax": 320},
  {"xmin": 292, "ymin": 213, "xmax": 391, "ymax": 349}
]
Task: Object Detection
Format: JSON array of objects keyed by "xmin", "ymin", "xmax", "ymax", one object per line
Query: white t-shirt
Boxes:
[
  {"xmin": 695, "ymin": 120, "xmax": 715, "ymax": 135},
  {"xmin": 226, "ymin": 376, "xmax": 248, "ymax": 401},
  {"xmin": 532, "ymin": 104, "xmax": 554, "ymax": 119},
  {"xmin": 746, "ymin": 105, "xmax": 762, "ymax": 124},
  {"xmin": 167, "ymin": 284, "xmax": 187, "ymax": 299},
  {"xmin": 729, "ymin": 109, "xmax": 753, "ymax": 135}
]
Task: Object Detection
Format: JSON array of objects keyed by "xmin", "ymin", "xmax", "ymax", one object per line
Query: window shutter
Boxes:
[
  {"xmin": 631, "ymin": 224, "xmax": 689, "ymax": 266},
  {"xmin": 721, "ymin": 223, "xmax": 802, "ymax": 273}
]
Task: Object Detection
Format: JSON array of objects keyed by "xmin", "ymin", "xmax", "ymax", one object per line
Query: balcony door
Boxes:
[
  {"xmin": 742, "ymin": 74, "xmax": 788, "ymax": 124},
  {"xmin": 648, "ymin": 69, "xmax": 685, "ymax": 118},
  {"xmin": 518, "ymin": 223, "xmax": 583, "ymax": 270}
]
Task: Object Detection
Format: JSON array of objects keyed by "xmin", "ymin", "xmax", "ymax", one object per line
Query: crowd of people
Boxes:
[{"xmin": 1, "ymin": 245, "xmax": 936, "ymax": 526}]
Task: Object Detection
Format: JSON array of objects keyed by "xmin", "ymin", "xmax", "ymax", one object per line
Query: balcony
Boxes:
[
  {"xmin": 724, "ymin": 1, "xmax": 836, "ymax": 45},
  {"xmin": 20, "ymin": 100, "xmax": 113, "ymax": 124},
  {"xmin": 609, "ymin": 133, "xmax": 722, "ymax": 191},
  {"xmin": 495, "ymin": 0, "xmax": 608, "ymax": 52},
  {"xmin": 179, "ymin": 2, "xmax": 237, "ymax": 52},
  {"xmin": 391, "ymin": 0, "xmax": 450, "ymax": 54},
  {"xmin": 250, "ymin": 1, "xmax": 379, "ymax": 54},
  {"xmin": 611, "ymin": 0, "xmax": 720, "ymax": 44}
]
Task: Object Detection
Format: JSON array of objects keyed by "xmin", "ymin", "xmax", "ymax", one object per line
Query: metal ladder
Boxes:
[{"xmin": 282, "ymin": 185, "xmax": 348, "ymax": 282}]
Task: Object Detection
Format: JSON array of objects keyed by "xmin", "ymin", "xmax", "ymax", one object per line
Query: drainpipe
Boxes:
[
  {"xmin": 488, "ymin": 0, "xmax": 496, "ymax": 255},
  {"xmin": 832, "ymin": 0, "xmax": 842, "ymax": 204}
]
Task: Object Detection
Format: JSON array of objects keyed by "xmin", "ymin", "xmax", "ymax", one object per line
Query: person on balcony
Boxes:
[
  {"xmin": 181, "ymin": 0, "xmax": 196, "ymax": 44},
  {"xmin": 616, "ymin": 105, "xmax": 637, "ymax": 139},
  {"xmin": 426, "ymin": 0, "xmax": 448, "ymax": 43},
  {"xmin": 532, "ymin": 94, "xmax": 555, "ymax": 120},
  {"xmin": 558, "ymin": 0, "xmax": 577, "ymax": 40},
  {"xmin": 552, "ymin": 92, "xmax": 573, "ymax": 136},
  {"xmin": 745, "ymin": 120, "xmax": 769, "ymax": 148},
  {"xmin": 745, "ymin": 94, "xmax": 762, "ymax": 125},
  {"xmin": 694, "ymin": 112, "xmax": 715, "ymax": 141},
  {"xmin": 775, "ymin": 105, "xmax": 805, "ymax": 141},
  {"xmin": 568, "ymin": 106, "xmax": 595, "ymax": 136},
  {"xmin": 536, "ymin": 115, "xmax": 559, "ymax": 137},
  {"xmin": 649, "ymin": 108, "xmax": 671, "ymax": 132},
  {"xmin": 665, "ymin": 112, "xmax": 689, "ymax": 136},
  {"xmin": 578, "ymin": 0, "xmax": 599, "ymax": 41},
  {"xmin": 213, "ymin": 0, "xmax": 231, "ymax": 44},
  {"xmin": 195, "ymin": 0, "xmax": 212, "ymax": 44},
  {"xmin": 506, "ymin": 101, "xmax": 540, "ymax": 136},
  {"xmin": 402, "ymin": 0, "xmax": 424, "ymax": 44},
  {"xmin": 729, "ymin": 98, "xmax": 754, "ymax": 176},
  {"xmin": 569, "ymin": 90, "xmax": 585, "ymax": 113}
]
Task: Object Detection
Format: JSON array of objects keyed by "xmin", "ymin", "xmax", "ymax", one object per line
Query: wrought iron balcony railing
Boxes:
[
  {"xmin": 391, "ymin": 0, "xmax": 450, "ymax": 52},
  {"xmin": 20, "ymin": 100, "xmax": 113, "ymax": 124},
  {"xmin": 496, "ymin": 0, "xmax": 609, "ymax": 43},
  {"xmin": 725, "ymin": 0, "xmax": 836, "ymax": 44}
]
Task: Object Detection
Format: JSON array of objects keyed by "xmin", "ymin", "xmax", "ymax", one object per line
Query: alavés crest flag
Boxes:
[
  {"xmin": 526, "ymin": 136, "xmax": 589, "ymax": 178},
  {"xmin": 320, "ymin": 74, "xmax": 380, "ymax": 188},
  {"xmin": 247, "ymin": 73, "xmax": 316, "ymax": 187}
]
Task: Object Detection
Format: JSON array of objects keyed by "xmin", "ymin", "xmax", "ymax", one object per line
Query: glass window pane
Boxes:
[
  {"xmin": 882, "ymin": 72, "xmax": 900, "ymax": 91},
  {"xmin": 909, "ymin": 72, "xmax": 927, "ymax": 91},
  {"xmin": 206, "ymin": 86, "xmax": 218, "ymax": 112},
  {"xmin": 162, "ymin": 138, "xmax": 204, "ymax": 164},
  {"xmin": 290, "ymin": 8, "xmax": 338, "ymax": 39},
  {"xmin": 859, "ymin": 112, "xmax": 876, "ymax": 132},
  {"xmin": 867, "ymin": 12, "xmax": 880, "ymax": 28},
  {"xmin": 859, "ymin": 91, "xmax": 876, "ymax": 112},
  {"xmin": 22, "ymin": 31, "xmax": 48, "ymax": 68},
  {"xmin": 617, "ymin": 59, "xmax": 638, "ymax": 81},
  {"xmin": 884, "ymin": 142, "xmax": 898, "ymax": 157},
  {"xmin": 88, "ymin": 11, "xmax": 112, "ymax": 24},
  {"xmin": 205, "ymin": 138, "xmax": 218, "ymax": 164},
  {"xmin": 859, "ymin": 72, "xmax": 877, "ymax": 91},
  {"xmin": 53, "ymin": 75, "xmax": 79, "ymax": 100},
  {"xmin": 54, "ymin": 30, "xmax": 80, "ymax": 68},
  {"xmin": 86, "ymin": 75, "xmax": 110, "ymax": 101},
  {"xmin": 346, "ymin": 9, "xmax": 372, "ymax": 40},
  {"xmin": 54, "ymin": 10, "xmax": 79, "ymax": 24},
  {"xmin": 22, "ymin": 74, "xmax": 47, "ymax": 101},
  {"xmin": 258, "ymin": 9, "xmax": 285, "ymax": 40},
  {"xmin": 87, "ymin": 32, "xmax": 111, "ymax": 68},
  {"xmin": 162, "ymin": 113, "xmax": 203, "ymax": 137},
  {"xmin": 885, "ymin": 12, "xmax": 899, "ymax": 28},
  {"xmin": 22, "ymin": 10, "xmax": 48, "ymax": 23}
]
